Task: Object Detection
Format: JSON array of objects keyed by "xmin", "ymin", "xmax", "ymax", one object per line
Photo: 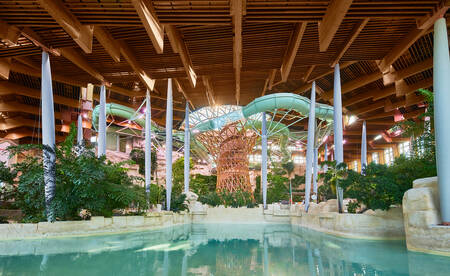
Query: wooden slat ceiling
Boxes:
[{"xmin": 0, "ymin": 0, "xmax": 447, "ymax": 152}]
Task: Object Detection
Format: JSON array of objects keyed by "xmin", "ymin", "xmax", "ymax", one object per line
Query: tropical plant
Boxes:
[
  {"xmin": 129, "ymin": 148, "xmax": 157, "ymax": 176},
  {"xmin": 172, "ymin": 157, "xmax": 193, "ymax": 196},
  {"xmin": 190, "ymin": 174, "xmax": 217, "ymax": 196},
  {"xmin": 7, "ymin": 125, "xmax": 147, "ymax": 222},
  {"xmin": 318, "ymin": 161, "xmax": 348, "ymax": 201}
]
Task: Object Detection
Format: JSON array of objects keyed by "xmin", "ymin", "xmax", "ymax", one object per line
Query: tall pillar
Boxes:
[
  {"xmin": 261, "ymin": 112, "xmax": 268, "ymax": 209},
  {"xmin": 165, "ymin": 78, "xmax": 173, "ymax": 211},
  {"xmin": 145, "ymin": 91, "xmax": 152, "ymax": 205},
  {"xmin": 323, "ymin": 143, "xmax": 328, "ymax": 172},
  {"xmin": 333, "ymin": 64, "xmax": 344, "ymax": 213},
  {"xmin": 77, "ymin": 114, "xmax": 83, "ymax": 145},
  {"xmin": 184, "ymin": 102, "xmax": 190, "ymax": 194},
  {"xmin": 97, "ymin": 85, "xmax": 106, "ymax": 157},
  {"xmin": 433, "ymin": 18, "xmax": 450, "ymax": 224},
  {"xmin": 361, "ymin": 120, "xmax": 367, "ymax": 174},
  {"xmin": 312, "ymin": 147, "xmax": 319, "ymax": 202},
  {"xmin": 304, "ymin": 82, "xmax": 316, "ymax": 211},
  {"xmin": 41, "ymin": 51, "xmax": 56, "ymax": 222}
]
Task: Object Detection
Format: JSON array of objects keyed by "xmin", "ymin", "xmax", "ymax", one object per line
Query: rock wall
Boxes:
[
  {"xmin": 403, "ymin": 176, "xmax": 450, "ymax": 256},
  {"xmin": 290, "ymin": 200, "xmax": 405, "ymax": 240},
  {"xmin": 0, "ymin": 212, "xmax": 190, "ymax": 241}
]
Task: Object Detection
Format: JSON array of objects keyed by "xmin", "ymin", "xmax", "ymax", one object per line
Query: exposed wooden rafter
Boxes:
[
  {"xmin": 36, "ymin": 0, "xmax": 94, "ymax": 53},
  {"xmin": 231, "ymin": 0, "xmax": 245, "ymax": 105},
  {"xmin": 131, "ymin": 0, "xmax": 164, "ymax": 54},
  {"xmin": 203, "ymin": 76, "xmax": 216, "ymax": 106},
  {"xmin": 0, "ymin": 58, "xmax": 11, "ymax": 79},
  {"xmin": 280, "ymin": 23, "xmax": 307, "ymax": 82},
  {"xmin": 59, "ymin": 47, "xmax": 105, "ymax": 83},
  {"xmin": 93, "ymin": 27, "xmax": 121, "ymax": 62},
  {"xmin": 318, "ymin": 0, "xmax": 354, "ymax": 52},
  {"xmin": 166, "ymin": 25, "xmax": 197, "ymax": 88},
  {"xmin": 330, "ymin": 19, "xmax": 369, "ymax": 67}
]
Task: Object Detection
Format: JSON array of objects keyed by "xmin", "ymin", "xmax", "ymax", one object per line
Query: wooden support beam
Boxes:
[
  {"xmin": 118, "ymin": 40, "xmax": 156, "ymax": 91},
  {"xmin": 318, "ymin": 0, "xmax": 354, "ymax": 52},
  {"xmin": 322, "ymin": 71, "xmax": 382, "ymax": 101},
  {"xmin": 395, "ymin": 77, "xmax": 433, "ymax": 97},
  {"xmin": 280, "ymin": 23, "xmax": 307, "ymax": 82},
  {"xmin": 261, "ymin": 77, "xmax": 269, "ymax": 96},
  {"xmin": 93, "ymin": 26, "xmax": 121, "ymax": 62},
  {"xmin": 0, "ymin": 81, "xmax": 79, "ymax": 108},
  {"xmin": 344, "ymin": 86, "xmax": 395, "ymax": 107},
  {"xmin": 352, "ymin": 100, "xmax": 385, "ymax": 116},
  {"xmin": 131, "ymin": 0, "xmax": 164, "ymax": 54},
  {"xmin": 36, "ymin": 0, "xmax": 94, "ymax": 53},
  {"xmin": 344, "ymin": 129, "xmax": 383, "ymax": 136},
  {"xmin": 385, "ymin": 94, "xmax": 425, "ymax": 112},
  {"xmin": 0, "ymin": 101, "xmax": 63, "ymax": 120},
  {"xmin": 302, "ymin": 65, "xmax": 315, "ymax": 82},
  {"xmin": 383, "ymin": 58, "xmax": 433, "ymax": 85},
  {"xmin": 0, "ymin": 58, "xmax": 11, "ymax": 80},
  {"xmin": 360, "ymin": 111, "xmax": 396, "ymax": 120},
  {"xmin": 268, "ymin": 69, "xmax": 277, "ymax": 90},
  {"xmin": 203, "ymin": 76, "xmax": 216, "ymax": 106},
  {"xmin": 174, "ymin": 78, "xmax": 195, "ymax": 109},
  {"xmin": 331, "ymin": 19, "xmax": 369, "ymax": 67},
  {"xmin": 231, "ymin": 0, "xmax": 245, "ymax": 104},
  {"xmin": 3, "ymin": 128, "xmax": 65, "ymax": 141},
  {"xmin": 0, "ymin": 20, "xmax": 21, "ymax": 46},
  {"xmin": 59, "ymin": 47, "xmax": 105, "ymax": 82},
  {"xmin": 166, "ymin": 25, "xmax": 197, "ymax": 87},
  {"xmin": 416, "ymin": 1, "xmax": 449, "ymax": 29}
]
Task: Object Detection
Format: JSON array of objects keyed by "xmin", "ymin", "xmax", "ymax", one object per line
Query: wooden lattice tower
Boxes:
[{"xmin": 197, "ymin": 121, "xmax": 257, "ymax": 193}]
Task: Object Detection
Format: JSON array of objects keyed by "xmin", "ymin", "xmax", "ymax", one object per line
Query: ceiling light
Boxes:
[{"xmin": 374, "ymin": 135, "xmax": 382, "ymax": 141}]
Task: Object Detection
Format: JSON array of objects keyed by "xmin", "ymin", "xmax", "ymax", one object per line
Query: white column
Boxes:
[
  {"xmin": 145, "ymin": 90, "xmax": 152, "ymax": 205},
  {"xmin": 97, "ymin": 85, "xmax": 106, "ymax": 157},
  {"xmin": 77, "ymin": 114, "xmax": 83, "ymax": 145},
  {"xmin": 261, "ymin": 112, "xmax": 268, "ymax": 209},
  {"xmin": 434, "ymin": 18, "xmax": 450, "ymax": 224},
  {"xmin": 312, "ymin": 147, "xmax": 319, "ymax": 202},
  {"xmin": 184, "ymin": 102, "xmax": 190, "ymax": 194},
  {"xmin": 304, "ymin": 82, "xmax": 316, "ymax": 211},
  {"xmin": 41, "ymin": 51, "xmax": 56, "ymax": 222},
  {"xmin": 333, "ymin": 64, "xmax": 344, "ymax": 212},
  {"xmin": 165, "ymin": 79, "xmax": 173, "ymax": 211},
  {"xmin": 361, "ymin": 120, "xmax": 367, "ymax": 174},
  {"xmin": 323, "ymin": 143, "xmax": 328, "ymax": 172}
]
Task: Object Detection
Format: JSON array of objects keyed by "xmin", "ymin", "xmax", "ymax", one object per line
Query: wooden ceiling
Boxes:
[{"xmin": 0, "ymin": 0, "xmax": 448, "ymax": 159}]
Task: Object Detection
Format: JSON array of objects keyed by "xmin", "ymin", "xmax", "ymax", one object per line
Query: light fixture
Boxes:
[
  {"xmin": 374, "ymin": 134, "xmax": 382, "ymax": 140},
  {"xmin": 90, "ymin": 136, "xmax": 97, "ymax": 143},
  {"xmin": 348, "ymin": 115, "xmax": 358, "ymax": 125}
]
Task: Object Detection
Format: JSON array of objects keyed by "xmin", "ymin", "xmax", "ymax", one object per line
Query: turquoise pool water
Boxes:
[{"xmin": 0, "ymin": 224, "xmax": 449, "ymax": 275}]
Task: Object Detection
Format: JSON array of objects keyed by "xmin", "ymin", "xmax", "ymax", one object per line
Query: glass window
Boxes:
[
  {"xmin": 384, "ymin": 148, "xmax": 394, "ymax": 166},
  {"xmin": 371, "ymin": 152, "xmax": 379, "ymax": 164},
  {"xmin": 398, "ymin": 141, "xmax": 410, "ymax": 157},
  {"xmin": 293, "ymin": 155, "xmax": 305, "ymax": 164}
]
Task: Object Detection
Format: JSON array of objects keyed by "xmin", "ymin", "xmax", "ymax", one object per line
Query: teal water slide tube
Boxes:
[
  {"xmin": 92, "ymin": 92, "xmax": 334, "ymax": 135},
  {"xmin": 193, "ymin": 93, "xmax": 333, "ymax": 133}
]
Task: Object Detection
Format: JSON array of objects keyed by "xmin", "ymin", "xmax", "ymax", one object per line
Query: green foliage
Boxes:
[
  {"xmin": 198, "ymin": 191, "xmax": 222, "ymax": 207},
  {"xmin": 8, "ymin": 124, "xmax": 147, "ymax": 222},
  {"xmin": 172, "ymin": 157, "xmax": 193, "ymax": 196},
  {"xmin": 0, "ymin": 216, "xmax": 8, "ymax": 224},
  {"xmin": 282, "ymin": 161, "xmax": 294, "ymax": 176},
  {"xmin": 149, "ymin": 184, "xmax": 165, "ymax": 205},
  {"xmin": 129, "ymin": 148, "xmax": 156, "ymax": 175},
  {"xmin": 291, "ymin": 175, "xmax": 305, "ymax": 188},
  {"xmin": 170, "ymin": 194, "xmax": 188, "ymax": 213},
  {"xmin": 318, "ymin": 161, "xmax": 348, "ymax": 201},
  {"xmin": 190, "ymin": 174, "xmax": 216, "ymax": 196},
  {"xmin": 347, "ymin": 200, "xmax": 360, "ymax": 214},
  {"xmin": 198, "ymin": 189, "xmax": 256, "ymax": 208},
  {"xmin": 267, "ymin": 173, "xmax": 289, "ymax": 204}
]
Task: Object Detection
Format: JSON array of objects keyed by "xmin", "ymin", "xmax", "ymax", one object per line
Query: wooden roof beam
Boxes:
[
  {"xmin": 280, "ymin": 23, "xmax": 307, "ymax": 82},
  {"xmin": 174, "ymin": 78, "xmax": 195, "ymax": 109},
  {"xmin": 36, "ymin": 0, "xmax": 93, "ymax": 53},
  {"xmin": 131, "ymin": 0, "xmax": 164, "ymax": 54},
  {"xmin": 383, "ymin": 58, "xmax": 433, "ymax": 86},
  {"xmin": 118, "ymin": 40, "xmax": 156, "ymax": 91},
  {"xmin": 93, "ymin": 27, "xmax": 121, "ymax": 62},
  {"xmin": 318, "ymin": 0, "xmax": 354, "ymax": 52},
  {"xmin": 0, "ymin": 101, "xmax": 63, "ymax": 120},
  {"xmin": 395, "ymin": 77, "xmax": 433, "ymax": 97},
  {"xmin": 59, "ymin": 47, "xmax": 105, "ymax": 83},
  {"xmin": 0, "ymin": 20, "xmax": 21, "ymax": 46},
  {"xmin": 385, "ymin": 94, "xmax": 425, "ymax": 112},
  {"xmin": 166, "ymin": 26, "xmax": 197, "ymax": 87},
  {"xmin": 322, "ymin": 71, "xmax": 382, "ymax": 101},
  {"xmin": 203, "ymin": 76, "xmax": 216, "ymax": 106},
  {"xmin": 416, "ymin": 1, "xmax": 450, "ymax": 29},
  {"xmin": 0, "ymin": 81, "xmax": 79, "ymax": 108},
  {"xmin": 330, "ymin": 19, "xmax": 369, "ymax": 67},
  {"xmin": 231, "ymin": 0, "xmax": 245, "ymax": 105},
  {"xmin": 0, "ymin": 58, "xmax": 11, "ymax": 80}
]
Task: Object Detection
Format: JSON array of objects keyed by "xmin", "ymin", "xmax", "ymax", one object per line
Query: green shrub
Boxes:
[
  {"xmin": 267, "ymin": 173, "xmax": 289, "ymax": 204},
  {"xmin": 198, "ymin": 191, "xmax": 222, "ymax": 207},
  {"xmin": 347, "ymin": 200, "xmax": 360, "ymax": 214},
  {"xmin": 172, "ymin": 157, "xmax": 193, "ymax": 196},
  {"xmin": 149, "ymin": 183, "xmax": 165, "ymax": 205},
  {"xmin": 190, "ymin": 174, "xmax": 217, "ymax": 196},
  {"xmin": 129, "ymin": 148, "xmax": 156, "ymax": 176},
  {"xmin": 8, "ymin": 125, "xmax": 147, "ymax": 222},
  {"xmin": 170, "ymin": 194, "xmax": 188, "ymax": 213}
]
